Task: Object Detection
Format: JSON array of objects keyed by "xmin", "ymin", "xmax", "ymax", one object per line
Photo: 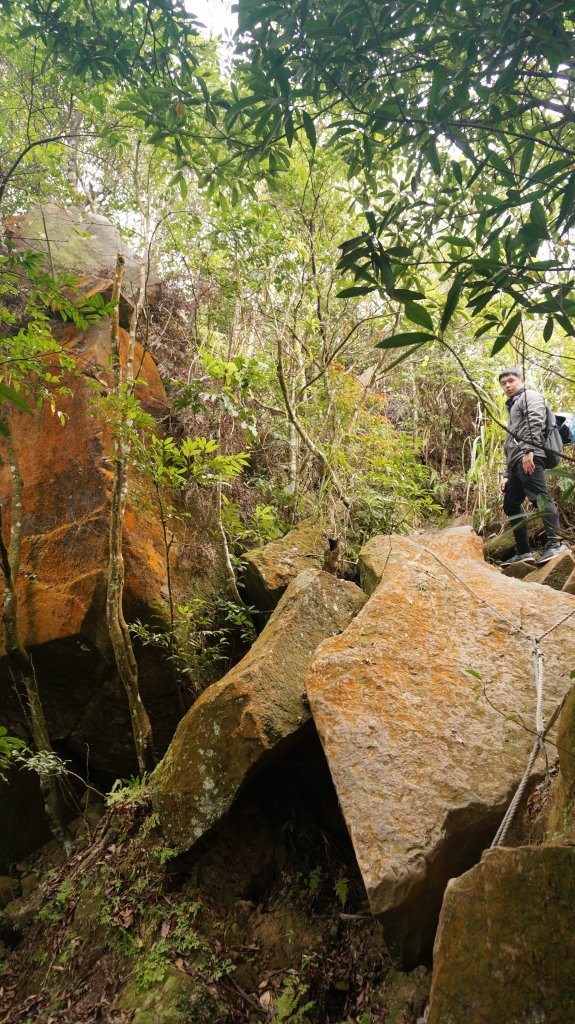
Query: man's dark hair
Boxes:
[{"xmin": 498, "ymin": 367, "xmax": 524, "ymax": 380}]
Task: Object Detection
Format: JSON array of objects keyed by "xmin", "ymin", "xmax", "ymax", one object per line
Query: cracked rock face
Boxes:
[
  {"xmin": 305, "ymin": 526, "xmax": 575, "ymax": 964},
  {"xmin": 151, "ymin": 569, "xmax": 367, "ymax": 850},
  {"xmin": 428, "ymin": 846, "xmax": 575, "ymax": 1024}
]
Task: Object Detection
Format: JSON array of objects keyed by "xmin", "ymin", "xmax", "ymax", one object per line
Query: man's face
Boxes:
[{"xmin": 500, "ymin": 373, "xmax": 525, "ymax": 398}]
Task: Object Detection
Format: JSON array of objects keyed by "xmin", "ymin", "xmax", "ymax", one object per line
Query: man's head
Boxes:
[{"xmin": 499, "ymin": 367, "xmax": 525, "ymax": 398}]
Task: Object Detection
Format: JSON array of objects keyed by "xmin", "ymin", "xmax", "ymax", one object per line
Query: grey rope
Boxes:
[
  {"xmin": 402, "ymin": 537, "xmax": 528, "ymax": 637},
  {"xmin": 491, "ymin": 639, "xmax": 545, "ymax": 847},
  {"xmin": 491, "ymin": 678, "xmax": 570, "ymax": 848},
  {"xmin": 537, "ymin": 607, "xmax": 575, "ymax": 642}
]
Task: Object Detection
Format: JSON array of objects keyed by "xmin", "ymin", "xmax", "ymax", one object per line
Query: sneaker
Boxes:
[
  {"xmin": 500, "ymin": 552, "xmax": 536, "ymax": 567},
  {"xmin": 536, "ymin": 542, "xmax": 569, "ymax": 565}
]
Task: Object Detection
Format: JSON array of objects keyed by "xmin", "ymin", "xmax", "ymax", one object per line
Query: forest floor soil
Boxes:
[{"xmin": 0, "ymin": 732, "xmax": 430, "ymax": 1024}]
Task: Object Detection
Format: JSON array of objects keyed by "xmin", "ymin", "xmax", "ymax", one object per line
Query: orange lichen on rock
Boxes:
[
  {"xmin": 306, "ymin": 526, "xmax": 575, "ymax": 964},
  {"xmin": 0, "ymin": 317, "xmax": 170, "ymax": 653}
]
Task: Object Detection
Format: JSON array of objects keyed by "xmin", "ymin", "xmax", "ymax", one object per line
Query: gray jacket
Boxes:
[{"xmin": 504, "ymin": 388, "xmax": 547, "ymax": 470}]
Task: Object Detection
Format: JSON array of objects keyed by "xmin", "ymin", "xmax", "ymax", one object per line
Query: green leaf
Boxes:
[
  {"xmin": 488, "ymin": 149, "xmax": 514, "ymax": 183},
  {"xmin": 529, "ymin": 200, "xmax": 547, "ymax": 231},
  {"xmin": 365, "ymin": 211, "xmax": 377, "ymax": 233},
  {"xmin": 519, "ymin": 137, "xmax": 535, "ymax": 178},
  {"xmin": 558, "ymin": 169, "xmax": 575, "ymax": 229},
  {"xmin": 404, "ymin": 301, "xmax": 433, "ymax": 331},
  {"xmin": 0, "ymin": 381, "xmax": 33, "ymax": 415},
  {"xmin": 556, "ymin": 314, "xmax": 575, "ymax": 336},
  {"xmin": 440, "ymin": 235, "xmax": 473, "ymax": 248},
  {"xmin": 426, "ymin": 138, "xmax": 441, "ymax": 175},
  {"xmin": 379, "ymin": 342, "xmax": 426, "ymax": 370},
  {"xmin": 301, "ymin": 110, "xmax": 317, "ymax": 150},
  {"xmin": 376, "ymin": 331, "xmax": 436, "ymax": 349},
  {"xmin": 390, "ymin": 288, "xmax": 425, "ymax": 301},
  {"xmin": 543, "ymin": 317, "xmax": 554, "ymax": 341},
  {"xmin": 336, "ymin": 284, "xmax": 376, "ymax": 298},
  {"xmin": 440, "ymin": 276, "xmax": 463, "ymax": 333},
  {"xmin": 490, "ymin": 311, "xmax": 521, "ymax": 356},
  {"xmin": 387, "ymin": 245, "xmax": 413, "ymax": 258},
  {"xmin": 474, "ymin": 321, "xmax": 496, "ymax": 339},
  {"xmin": 285, "ymin": 112, "xmax": 295, "ymax": 147},
  {"xmin": 466, "ymin": 668, "xmax": 483, "ymax": 680},
  {"xmin": 451, "ymin": 159, "xmax": 463, "ymax": 186}
]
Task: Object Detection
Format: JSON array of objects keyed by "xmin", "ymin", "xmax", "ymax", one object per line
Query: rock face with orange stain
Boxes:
[
  {"xmin": 305, "ymin": 525, "xmax": 575, "ymax": 965},
  {"xmin": 151, "ymin": 569, "xmax": 367, "ymax": 850},
  {"xmin": 428, "ymin": 846, "xmax": 575, "ymax": 1024},
  {"xmin": 0, "ymin": 316, "xmax": 222, "ymax": 779}
]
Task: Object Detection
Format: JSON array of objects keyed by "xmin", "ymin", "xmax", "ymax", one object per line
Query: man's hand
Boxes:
[
  {"xmin": 499, "ymin": 476, "xmax": 508, "ymax": 493},
  {"xmin": 522, "ymin": 452, "xmax": 535, "ymax": 474}
]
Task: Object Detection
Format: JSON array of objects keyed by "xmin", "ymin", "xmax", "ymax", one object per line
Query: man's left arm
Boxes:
[{"xmin": 519, "ymin": 391, "xmax": 546, "ymax": 473}]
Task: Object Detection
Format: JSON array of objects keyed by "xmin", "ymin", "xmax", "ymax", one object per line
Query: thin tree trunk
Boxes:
[
  {"xmin": 106, "ymin": 254, "xmax": 154, "ymax": 773},
  {"xmin": 277, "ymin": 336, "xmax": 351, "ymax": 509}
]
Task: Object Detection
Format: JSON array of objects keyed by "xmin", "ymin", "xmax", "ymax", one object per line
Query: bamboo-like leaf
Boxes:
[
  {"xmin": 379, "ymin": 342, "xmax": 426, "ymax": 371},
  {"xmin": 376, "ymin": 331, "xmax": 436, "ymax": 348},
  {"xmin": 490, "ymin": 311, "xmax": 521, "ymax": 356},
  {"xmin": 0, "ymin": 381, "xmax": 33, "ymax": 414},
  {"xmin": 440, "ymin": 276, "xmax": 463, "ymax": 333},
  {"xmin": 558, "ymin": 169, "xmax": 575, "ymax": 229},
  {"xmin": 336, "ymin": 284, "xmax": 376, "ymax": 298},
  {"xmin": 405, "ymin": 301, "xmax": 433, "ymax": 331},
  {"xmin": 519, "ymin": 137, "xmax": 535, "ymax": 178},
  {"xmin": 301, "ymin": 110, "xmax": 317, "ymax": 150}
]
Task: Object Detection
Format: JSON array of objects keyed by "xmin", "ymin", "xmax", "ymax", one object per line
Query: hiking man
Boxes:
[{"xmin": 498, "ymin": 367, "xmax": 567, "ymax": 567}]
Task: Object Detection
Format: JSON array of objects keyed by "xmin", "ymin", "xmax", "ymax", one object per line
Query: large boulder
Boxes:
[
  {"xmin": 241, "ymin": 520, "xmax": 329, "ymax": 612},
  {"xmin": 7, "ymin": 204, "xmax": 161, "ymax": 308},
  {"xmin": 152, "ymin": 569, "xmax": 367, "ymax": 849},
  {"xmin": 0, "ymin": 320, "xmax": 224, "ymax": 776},
  {"xmin": 428, "ymin": 846, "xmax": 575, "ymax": 1024},
  {"xmin": 305, "ymin": 525, "xmax": 575, "ymax": 964}
]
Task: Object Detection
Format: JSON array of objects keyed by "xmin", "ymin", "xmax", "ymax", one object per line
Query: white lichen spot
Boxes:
[{"xmin": 202, "ymin": 777, "xmax": 215, "ymax": 791}]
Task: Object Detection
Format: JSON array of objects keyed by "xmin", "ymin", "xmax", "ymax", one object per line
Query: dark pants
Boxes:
[{"xmin": 503, "ymin": 458, "xmax": 561, "ymax": 554}]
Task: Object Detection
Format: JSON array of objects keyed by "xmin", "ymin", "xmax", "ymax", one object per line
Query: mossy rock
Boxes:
[{"xmin": 118, "ymin": 965, "xmax": 227, "ymax": 1024}]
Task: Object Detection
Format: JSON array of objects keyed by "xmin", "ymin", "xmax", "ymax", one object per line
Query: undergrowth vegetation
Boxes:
[{"xmin": 0, "ymin": 739, "xmax": 428, "ymax": 1024}]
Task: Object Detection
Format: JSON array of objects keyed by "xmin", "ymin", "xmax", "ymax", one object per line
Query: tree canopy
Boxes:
[{"xmin": 233, "ymin": 0, "xmax": 575, "ymax": 360}]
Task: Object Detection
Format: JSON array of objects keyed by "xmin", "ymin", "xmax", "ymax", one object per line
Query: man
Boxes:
[{"xmin": 498, "ymin": 368, "xmax": 567, "ymax": 567}]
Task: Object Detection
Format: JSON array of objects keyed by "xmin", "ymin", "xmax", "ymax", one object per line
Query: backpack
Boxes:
[
  {"xmin": 544, "ymin": 406, "xmax": 564, "ymax": 468},
  {"xmin": 555, "ymin": 412, "xmax": 575, "ymax": 446}
]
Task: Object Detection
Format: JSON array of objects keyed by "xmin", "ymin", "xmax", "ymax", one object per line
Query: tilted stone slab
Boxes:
[
  {"xmin": 525, "ymin": 549, "xmax": 575, "ymax": 590},
  {"xmin": 501, "ymin": 558, "xmax": 537, "ymax": 580},
  {"xmin": 428, "ymin": 846, "xmax": 575, "ymax": 1024},
  {"xmin": 306, "ymin": 526, "xmax": 575, "ymax": 964},
  {"xmin": 152, "ymin": 569, "xmax": 367, "ymax": 850},
  {"xmin": 241, "ymin": 519, "xmax": 329, "ymax": 611},
  {"xmin": 358, "ymin": 525, "xmax": 483, "ymax": 595}
]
